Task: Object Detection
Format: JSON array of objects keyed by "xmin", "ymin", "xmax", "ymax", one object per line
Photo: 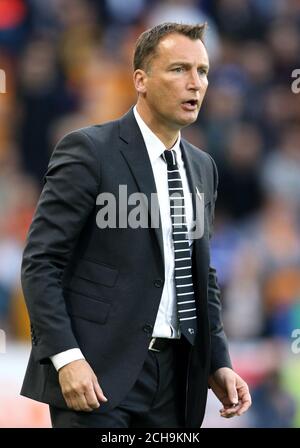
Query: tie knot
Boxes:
[{"xmin": 162, "ymin": 149, "xmax": 177, "ymax": 168}]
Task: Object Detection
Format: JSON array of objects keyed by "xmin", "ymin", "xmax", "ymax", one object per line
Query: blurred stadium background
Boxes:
[{"xmin": 0, "ymin": 0, "xmax": 300, "ymax": 428}]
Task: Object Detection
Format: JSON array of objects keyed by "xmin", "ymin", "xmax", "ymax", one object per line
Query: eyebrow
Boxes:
[{"xmin": 168, "ymin": 62, "xmax": 210, "ymax": 71}]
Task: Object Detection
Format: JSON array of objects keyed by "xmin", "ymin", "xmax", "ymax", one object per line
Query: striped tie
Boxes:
[{"xmin": 162, "ymin": 149, "xmax": 198, "ymax": 345}]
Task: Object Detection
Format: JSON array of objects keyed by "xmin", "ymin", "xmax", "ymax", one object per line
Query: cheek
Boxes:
[
  {"xmin": 202, "ymin": 78, "xmax": 209, "ymax": 91},
  {"xmin": 155, "ymin": 86, "xmax": 175, "ymax": 105}
]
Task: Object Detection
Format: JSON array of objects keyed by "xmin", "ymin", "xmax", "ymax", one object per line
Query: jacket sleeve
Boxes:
[
  {"xmin": 207, "ymin": 155, "xmax": 232, "ymax": 374},
  {"xmin": 21, "ymin": 130, "xmax": 100, "ymax": 363}
]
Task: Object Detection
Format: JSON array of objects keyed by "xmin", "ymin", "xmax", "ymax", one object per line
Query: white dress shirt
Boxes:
[{"xmin": 51, "ymin": 106, "xmax": 194, "ymax": 370}]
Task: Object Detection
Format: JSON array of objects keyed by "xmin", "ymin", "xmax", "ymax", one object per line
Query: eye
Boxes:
[
  {"xmin": 198, "ymin": 68, "xmax": 208, "ymax": 76},
  {"xmin": 172, "ymin": 67, "xmax": 184, "ymax": 73}
]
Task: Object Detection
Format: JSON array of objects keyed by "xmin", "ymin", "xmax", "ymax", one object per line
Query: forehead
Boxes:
[{"xmin": 155, "ymin": 33, "xmax": 209, "ymax": 65}]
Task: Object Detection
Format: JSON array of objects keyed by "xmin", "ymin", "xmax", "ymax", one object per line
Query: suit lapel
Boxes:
[
  {"xmin": 180, "ymin": 139, "xmax": 204, "ymax": 224},
  {"xmin": 181, "ymin": 139, "xmax": 209, "ymax": 290},
  {"xmin": 118, "ymin": 108, "xmax": 164, "ymax": 262}
]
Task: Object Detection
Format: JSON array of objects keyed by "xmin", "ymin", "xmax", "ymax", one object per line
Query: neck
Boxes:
[{"xmin": 136, "ymin": 102, "xmax": 179, "ymax": 149}]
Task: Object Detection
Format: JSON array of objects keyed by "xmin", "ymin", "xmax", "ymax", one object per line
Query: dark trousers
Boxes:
[{"xmin": 50, "ymin": 337, "xmax": 190, "ymax": 428}]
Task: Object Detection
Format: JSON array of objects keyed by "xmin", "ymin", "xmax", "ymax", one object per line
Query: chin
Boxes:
[
  {"xmin": 171, "ymin": 112, "xmax": 199, "ymax": 129},
  {"xmin": 180, "ymin": 115, "xmax": 198, "ymax": 126}
]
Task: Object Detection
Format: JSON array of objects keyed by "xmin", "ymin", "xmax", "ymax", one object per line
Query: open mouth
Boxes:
[
  {"xmin": 181, "ymin": 99, "xmax": 198, "ymax": 110},
  {"xmin": 186, "ymin": 99, "xmax": 198, "ymax": 106}
]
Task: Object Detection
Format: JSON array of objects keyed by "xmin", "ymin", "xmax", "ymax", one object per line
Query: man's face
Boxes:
[{"xmin": 137, "ymin": 33, "xmax": 209, "ymax": 131}]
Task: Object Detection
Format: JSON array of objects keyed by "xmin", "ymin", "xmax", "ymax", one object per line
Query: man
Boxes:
[{"xmin": 21, "ymin": 22, "xmax": 251, "ymax": 428}]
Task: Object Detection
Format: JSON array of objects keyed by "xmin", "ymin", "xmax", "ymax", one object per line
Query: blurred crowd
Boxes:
[{"xmin": 0, "ymin": 0, "xmax": 300, "ymax": 427}]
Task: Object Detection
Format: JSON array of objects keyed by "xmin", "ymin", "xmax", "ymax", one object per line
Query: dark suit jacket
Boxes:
[{"xmin": 20, "ymin": 107, "xmax": 232, "ymax": 428}]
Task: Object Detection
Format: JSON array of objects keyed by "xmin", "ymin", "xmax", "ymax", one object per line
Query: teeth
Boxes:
[{"xmin": 182, "ymin": 100, "xmax": 197, "ymax": 107}]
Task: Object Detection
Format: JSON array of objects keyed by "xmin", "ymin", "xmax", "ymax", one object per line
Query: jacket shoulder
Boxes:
[
  {"xmin": 53, "ymin": 118, "xmax": 120, "ymax": 161},
  {"xmin": 64, "ymin": 119, "xmax": 118, "ymax": 144}
]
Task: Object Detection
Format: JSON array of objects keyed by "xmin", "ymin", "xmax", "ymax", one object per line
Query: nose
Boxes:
[
  {"xmin": 187, "ymin": 69, "xmax": 202, "ymax": 91},
  {"xmin": 188, "ymin": 69, "xmax": 201, "ymax": 90}
]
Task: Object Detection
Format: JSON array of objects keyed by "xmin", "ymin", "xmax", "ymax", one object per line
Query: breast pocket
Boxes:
[{"xmin": 73, "ymin": 258, "xmax": 118, "ymax": 286}]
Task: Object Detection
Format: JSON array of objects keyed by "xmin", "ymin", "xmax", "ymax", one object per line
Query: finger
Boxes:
[
  {"xmin": 66, "ymin": 394, "xmax": 83, "ymax": 411},
  {"xmin": 85, "ymin": 385, "xmax": 100, "ymax": 410},
  {"xmin": 236, "ymin": 387, "xmax": 252, "ymax": 415},
  {"xmin": 220, "ymin": 407, "xmax": 240, "ymax": 417},
  {"xmin": 93, "ymin": 378, "xmax": 108, "ymax": 403},
  {"xmin": 220, "ymin": 402, "xmax": 242, "ymax": 417},
  {"xmin": 63, "ymin": 389, "xmax": 80, "ymax": 411},
  {"xmin": 72, "ymin": 388, "xmax": 94, "ymax": 412},
  {"xmin": 226, "ymin": 381, "xmax": 239, "ymax": 407},
  {"xmin": 221, "ymin": 412, "xmax": 237, "ymax": 419},
  {"xmin": 65, "ymin": 395, "xmax": 76, "ymax": 410},
  {"xmin": 236, "ymin": 398, "xmax": 252, "ymax": 416},
  {"xmin": 219, "ymin": 395, "xmax": 233, "ymax": 407},
  {"xmin": 219, "ymin": 401, "xmax": 241, "ymax": 413},
  {"xmin": 221, "ymin": 411, "xmax": 236, "ymax": 418}
]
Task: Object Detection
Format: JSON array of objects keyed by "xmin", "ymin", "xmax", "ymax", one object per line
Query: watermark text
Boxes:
[
  {"xmin": 95, "ymin": 186, "xmax": 204, "ymax": 239},
  {"xmin": 0, "ymin": 329, "xmax": 6, "ymax": 353},
  {"xmin": 291, "ymin": 69, "xmax": 300, "ymax": 94},
  {"xmin": 0, "ymin": 69, "xmax": 6, "ymax": 93},
  {"xmin": 291, "ymin": 329, "xmax": 300, "ymax": 354}
]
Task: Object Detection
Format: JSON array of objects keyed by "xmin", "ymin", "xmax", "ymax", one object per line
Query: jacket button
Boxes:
[
  {"xmin": 154, "ymin": 279, "xmax": 163, "ymax": 288},
  {"xmin": 143, "ymin": 324, "xmax": 153, "ymax": 334}
]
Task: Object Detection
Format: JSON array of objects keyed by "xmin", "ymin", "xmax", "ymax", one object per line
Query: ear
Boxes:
[{"xmin": 133, "ymin": 69, "xmax": 147, "ymax": 94}]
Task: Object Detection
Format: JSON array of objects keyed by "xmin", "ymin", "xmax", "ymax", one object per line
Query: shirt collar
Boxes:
[{"xmin": 133, "ymin": 105, "xmax": 181, "ymax": 164}]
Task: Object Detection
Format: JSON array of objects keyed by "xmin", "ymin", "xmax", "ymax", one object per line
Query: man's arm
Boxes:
[
  {"xmin": 207, "ymin": 266, "xmax": 232, "ymax": 373},
  {"xmin": 207, "ymin": 155, "xmax": 251, "ymax": 418},
  {"xmin": 207, "ymin": 155, "xmax": 232, "ymax": 374},
  {"xmin": 21, "ymin": 130, "xmax": 100, "ymax": 363},
  {"xmin": 22, "ymin": 130, "xmax": 108, "ymax": 411}
]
